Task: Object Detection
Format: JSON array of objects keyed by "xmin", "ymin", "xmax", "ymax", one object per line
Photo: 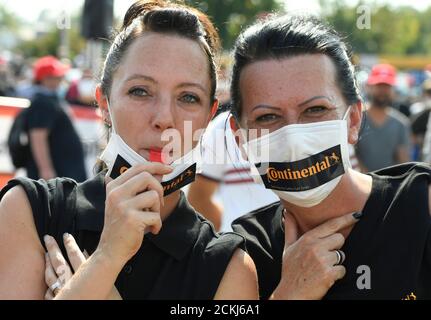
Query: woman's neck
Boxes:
[
  {"xmin": 161, "ymin": 190, "xmax": 181, "ymax": 221},
  {"xmin": 281, "ymin": 169, "xmax": 373, "ymax": 238}
]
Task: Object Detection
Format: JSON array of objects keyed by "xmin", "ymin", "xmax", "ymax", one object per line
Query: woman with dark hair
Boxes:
[
  {"xmin": 229, "ymin": 14, "xmax": 431, "ymax": 300},
  {"xmin": 0, "ymin": 0, "xmax": 258, "ymax": 300}
]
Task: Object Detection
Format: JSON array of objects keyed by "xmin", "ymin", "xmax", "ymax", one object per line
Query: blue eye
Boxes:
[
  {"xmin": 128, "ymin": 87, "xmax": 149, "ymax": 97},
  {"xmin": 180, "ymin": 94, "xmax": 200, "ymax": 104}
]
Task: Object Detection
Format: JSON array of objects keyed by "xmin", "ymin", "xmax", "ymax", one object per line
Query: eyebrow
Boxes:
[
  {"xmin": 125, "ymin": 74, "xmax": 157, "ymax": 84},
  {"xmin": 251, "ymin": 95, "xmax": 335, "ymax": 112},
  {"xmin": 251, "ymin": 104, "xmax": 282, "ymax": 112},
  {"xmin": 298, "ymin": 95, "xmax": 334, "ymax": 107},
  {"xmin": 177, "ymin": 82, "xmax": 208, "ymax": 94},
  {"xmin": 125, "ymin": 74, "xmax": 207, "ymax": 93}
]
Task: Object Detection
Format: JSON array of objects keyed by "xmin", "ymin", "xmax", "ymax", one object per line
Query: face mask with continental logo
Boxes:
[
  {"xmin": 99, "ymin": 101, "xmax": 200, "ymax": 196},
  {"xmin": 242, "ymin": 108, "xmax": 351, "ymax": 208}
]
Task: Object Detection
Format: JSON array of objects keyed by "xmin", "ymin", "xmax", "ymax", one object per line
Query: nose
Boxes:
[
  {"xmin": 284, "ymin": 109, "xmax": 300, "ymax": 125},
  {"xmin": 151, "ymin": 95, "xmax": 175, "ymax": 132}
]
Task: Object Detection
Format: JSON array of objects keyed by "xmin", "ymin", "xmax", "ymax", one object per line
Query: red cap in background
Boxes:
[
  {"xmin": 33, "ymin": 56, "xmax": 69, "ymax": 81},
  {"xmin": 367, "ymin": 64, "xmax": 397, "ymax": 86}
]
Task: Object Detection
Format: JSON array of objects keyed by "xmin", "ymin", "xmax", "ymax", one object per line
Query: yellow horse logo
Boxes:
[
  {"xmin": 329, "ymin": 152, "xmax": 340, "ymax": 163},
  {"xmin": 402, "ymin": 292, "xmax": 417, "ymax": 300}
]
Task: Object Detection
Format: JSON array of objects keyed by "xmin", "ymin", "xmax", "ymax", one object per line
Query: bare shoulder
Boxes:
[
  {"xmin": 0, "ymin": 185, "xmax": 46, "ymax": 299},
  {"xmin": 214, "ymin": 248, "xmax": 259, "ymax": 300},
  {"xmin": 188, "ymin": 174, "xmax": 220, "ymax": 196},
  {"xmin": 0, "ymin": 185, "xmax": 37, "ymax": 231}
]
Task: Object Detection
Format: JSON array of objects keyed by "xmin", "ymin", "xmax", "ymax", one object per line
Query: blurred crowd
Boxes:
[
  {"xmin": 0, "ymin": 52, "xmax": 97, "ymax": 107},
  {"xmin": 0, "ymin": 54, "xmax": 101, "ymax": 186}
]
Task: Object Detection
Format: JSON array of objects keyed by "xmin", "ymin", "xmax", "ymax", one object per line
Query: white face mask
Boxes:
[
  {"xmin": 99, "ymin": 101, "xmax": 201, "ymax": 196},
  {"xmin": 242, "ymin": 107, "xmax": 351, "ymax": 208}
]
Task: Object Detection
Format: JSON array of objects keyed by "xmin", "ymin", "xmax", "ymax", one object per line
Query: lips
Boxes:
[{"xmin": 146, "ymin": 146, "xmax": 178, "ymax": 164}]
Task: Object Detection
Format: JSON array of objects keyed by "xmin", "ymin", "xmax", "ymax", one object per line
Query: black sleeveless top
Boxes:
[
  {"xmin": 232, "ymin": 163, "xmax": 431, "ymax": 300},
  {"xmin": 0, "ymin": 171, "xmax": 245, "ymax": 300}
]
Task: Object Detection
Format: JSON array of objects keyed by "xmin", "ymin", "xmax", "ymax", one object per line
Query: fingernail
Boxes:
[
  {"xmin": 353, "ymin": 212, "xmax": 363, "ymax": 220},
  {"xmin": 63, "ymin": 233, "xmax": 70, "ymax": 240},
  {"xmin": 44, "ymin": 235, "xmax": 51, "ymax": 244}
]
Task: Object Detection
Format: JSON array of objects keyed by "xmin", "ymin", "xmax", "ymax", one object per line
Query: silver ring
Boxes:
[
  {"xmin": 49, "ymin": 279, "xmax": 62, "ymax": 294},
  {"xmin": 334, "ymin": 250, "xmax": 345, "ymax": 266}
]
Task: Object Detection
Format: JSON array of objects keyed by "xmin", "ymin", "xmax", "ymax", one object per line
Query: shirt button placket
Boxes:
[{"xmin": 123, "ymin": 265, "xmax": 133, "ymax": 274}]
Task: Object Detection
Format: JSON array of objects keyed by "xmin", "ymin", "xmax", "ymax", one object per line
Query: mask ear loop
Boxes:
[
  {"xmin": 195, "ymin": 99, "xmax": 219, "ymax": 160},
  {"xmin": 105, "ymin": 99, "xmax": 119, "ymax": 135},
  {"xmin": 341, "ymin": 105, "xmax": 353, "ymax": 170},
  {"xmin": 99, "ymin": 98, "xmax": 119, "ymax": 177},
  {"xmin": 236, "ymin": 122, "xmax": 253, "ymax": 165},
  {"xmin": 343, "ymin": 106, "xmax": 352, "ymax": 121},
  {"xmin": 236, "ymin": 123, "xmax": 267, "ymax": 185},
  {"xmin": 229, "ymin": 114, "xmax": 241, "ymax": 147}
]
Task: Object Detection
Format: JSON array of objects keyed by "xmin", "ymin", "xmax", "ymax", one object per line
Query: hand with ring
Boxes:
[
  {"xmin": 43, "ymin": 233, "xmax": 122, "ymax": 300},
  {"xmin": 271, "ymin": 211, "xmax": 357, "ymax": 300},
  {"xmin": 334, "ymin": 249, "xmax": 346, "ymax": 266}
]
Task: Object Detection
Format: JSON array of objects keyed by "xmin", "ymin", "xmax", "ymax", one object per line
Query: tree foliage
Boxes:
[
  {"xmin": 320, "ymin": 0, "xmax": 431, "ymax": 55},
  {"xmin": 185, "ymin": 0, "xmax": 282, "ymax": 48}
]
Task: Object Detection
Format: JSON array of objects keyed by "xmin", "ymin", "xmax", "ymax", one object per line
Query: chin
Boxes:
[{"xmin": 138, "ymin": 149, "xmax": 149, "ymax": 159}]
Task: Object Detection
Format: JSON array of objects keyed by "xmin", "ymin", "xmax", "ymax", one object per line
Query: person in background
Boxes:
[
  {"xmin": 14, "ymin": 59, "xmax": 42, "ymax": 100},
  {"xmin": 355, "ymin": 64, "xmax": 411, "ymax": 172},
  {"xmin": 26, "ymin": 56, "xmax": 87, "ymax": 182},
  {"xmin": 413, "ymin": 79, "xmax": 431, "ymax": 162},
  {"xmin": 426, "ymin": 64, "xmax": 431, "ymax": 80},
  {"xmin": 65, "ymin": 68, "xmax": 97, "ymax": 108},
  {"xmin": 410, "ymin": 79, "xmax": 431, "ymax": 117},
  {"xmin": 0, "ymin": 57, "xmax": 16, "ymax": 97}
]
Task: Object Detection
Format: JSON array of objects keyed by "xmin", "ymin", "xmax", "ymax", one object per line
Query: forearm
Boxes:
[
  {"xmin": 29, "ymin": 130, "xmax": 55, "ymax": 172},
  {"xmin": 191, "ymin": 199, "xmax": 222, "ymax": 231},
  {"xmin": 54, "ymin": 249, "xmax": 124, "ymax": 300},
  {"xmin": 187, "ymin": 177, "xmax": 222, "ymax": 230}
]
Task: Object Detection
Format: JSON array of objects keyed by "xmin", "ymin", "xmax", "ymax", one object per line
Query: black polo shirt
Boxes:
[
  {"xmin": 232, "ymin": 163, "xmax": 431, "ymax": 300},
  {"xmin": 0, "ymin": 172, "xmax": 245, "ymax": 299}
]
